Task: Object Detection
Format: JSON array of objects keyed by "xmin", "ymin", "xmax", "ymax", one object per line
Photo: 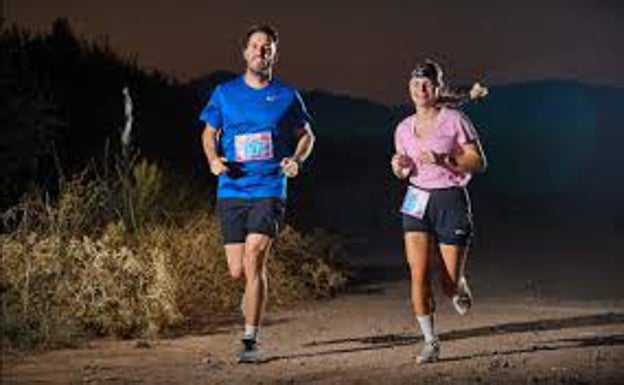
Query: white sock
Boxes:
[
  {"xmin": 244, "ymin": 324, "xmax": 259, "ymax": 341},
  {"xmin": 416, "ymin": 315, "xmax": 437, "ymax": 343}
]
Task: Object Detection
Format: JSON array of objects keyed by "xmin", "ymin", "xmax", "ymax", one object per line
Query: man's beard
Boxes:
[{"xmin": 249, "ymin": 62, "xmax": 272, "ymax": 78}]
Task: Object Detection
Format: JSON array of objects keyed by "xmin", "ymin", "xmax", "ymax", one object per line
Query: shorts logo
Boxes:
[{"xmin": 235, "ymin": 131, "xmax": 273, "ymax": 162}]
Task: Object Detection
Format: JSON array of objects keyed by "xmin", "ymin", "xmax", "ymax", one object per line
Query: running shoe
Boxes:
[
  {"xmin": 452, "ymin": 276, "xmax": 472, "ymax": 315},
  {"xmin": 416, "ymin": 339, "xmax": 440, "ymax": 364},
  {"xmin": 236, "ymin": 338, "xmax": 264, "ymax": 364}
]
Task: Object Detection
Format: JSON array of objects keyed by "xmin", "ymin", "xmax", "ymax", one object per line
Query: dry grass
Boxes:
[
  {"xmin": 0, "ymin": 161, "xmax": 349, "ymax": 350},
  {"xmin": 1, "ymin": 230, "xmax": 179, "ymax": 348}
]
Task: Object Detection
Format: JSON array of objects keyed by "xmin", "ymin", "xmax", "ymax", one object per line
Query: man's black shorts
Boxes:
[
  {"xmin": 402, "ymin": 186, "xmax": 474, "ymax": 246},
  {"xmin": 216, "ymin": 198, "xmax": 285, "ymax": 244}
]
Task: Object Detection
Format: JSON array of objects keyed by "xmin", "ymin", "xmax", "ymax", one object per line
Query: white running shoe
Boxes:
[
  {"xmin": 416, "ymin": 339, "xmax": 440, "ymax": 364},
  {"xmin": 452, "ymin": 276, "xmax": 472, "ymax": 315}
]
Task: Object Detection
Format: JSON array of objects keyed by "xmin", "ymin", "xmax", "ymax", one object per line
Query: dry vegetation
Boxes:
[{"xmin": 0, "ymin": 158, "xmax": 349, "ymax": 350}]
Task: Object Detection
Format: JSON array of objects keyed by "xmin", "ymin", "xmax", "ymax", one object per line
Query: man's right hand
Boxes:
[{"xmin": 209, "ymin": 157, "xmax": 229, "ymax": 176}]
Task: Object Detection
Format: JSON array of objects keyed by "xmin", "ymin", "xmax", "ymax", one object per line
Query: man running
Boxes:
[{"xmin": 199, "ymin": 24, "xmax": 315, "ymax": 363}]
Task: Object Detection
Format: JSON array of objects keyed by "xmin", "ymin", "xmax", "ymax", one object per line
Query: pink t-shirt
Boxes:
[{"xmin": 394, "ymin": 107, "xmax": 479, "ymax": 189}]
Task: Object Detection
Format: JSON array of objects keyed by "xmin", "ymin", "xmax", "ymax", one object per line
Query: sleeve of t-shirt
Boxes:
[
  {"xmin": 291, "ymin": 90, "xmax": 313, "ymax": 128},
  {"xmin": 198, "ymin": 85, "xmax": 223, "ymax": 130},
  {"xmin": 456, "ymin": 111, "xmax": 479, "ymax": 146}
]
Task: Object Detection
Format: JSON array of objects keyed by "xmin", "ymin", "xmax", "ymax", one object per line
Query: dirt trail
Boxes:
[
  {"xmin": 4, "ymin": 274, "xmax": 624, "ymax": 384},
  {"xmin": 4, "ymin": 229, "xmax": 624, "ymax": 384}
]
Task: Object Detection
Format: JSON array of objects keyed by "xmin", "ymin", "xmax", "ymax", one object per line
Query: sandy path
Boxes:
[
  {"xmin": 3, "ymin": 275, "xmax": 624, "ymax": 384},
  {"xmin": 4, "ymin": 228, "xmax": 624, "ymax": 384}
]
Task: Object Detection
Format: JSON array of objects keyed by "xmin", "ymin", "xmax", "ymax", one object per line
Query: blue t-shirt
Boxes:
[{"xmin": 199, "ymin": 76, "xmax": 311, "ymax": 199}]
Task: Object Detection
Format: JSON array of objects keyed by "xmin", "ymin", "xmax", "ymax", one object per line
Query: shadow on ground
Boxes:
[{"xmin": 262, "ymin": 312, "xmax": 624, "ymax": 363}]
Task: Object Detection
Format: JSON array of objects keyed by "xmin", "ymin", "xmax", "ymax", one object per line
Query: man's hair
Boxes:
[{"xmin": 244, "ymin": 24, "xmax": 279, "ymax": 47}]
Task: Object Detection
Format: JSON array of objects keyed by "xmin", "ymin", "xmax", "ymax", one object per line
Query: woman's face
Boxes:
[{"xmin": 409, "ymin": 77, "xmax": 439, "ymax": 107}]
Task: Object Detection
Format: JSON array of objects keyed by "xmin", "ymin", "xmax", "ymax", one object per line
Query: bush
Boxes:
[
  {"xmin": 1, "ymin": 230, "xmax": 179, "ymax": 348},
  {"xmin": 1, "ymin": 162, "xmax": 349, "ymax": 349}
]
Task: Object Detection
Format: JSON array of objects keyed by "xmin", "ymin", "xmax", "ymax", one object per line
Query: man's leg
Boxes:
[
  {"xmin": 235, "ymin": 198, "xmax": 282, "ymax": 363},
  {"xmin": 225, "ymin": 244, "xmax": 245, "ymax": 280},
  {"xmin": 234, "ymin": 233, "xmax": 272, "ymax": 363},
  {"xmin": 217, "ymin": 198, "xmax": 249, "ymax": 318},
  {"xmin": 218, "ymin": 199, "xmax": 247, "ymax": 280},
  {"xmin": 242, "ymin": 233, "xmax": 272, "ymax": 337}
]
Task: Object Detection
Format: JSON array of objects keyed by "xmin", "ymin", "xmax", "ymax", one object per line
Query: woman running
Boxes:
[{"xmin": 391, "ymin": 59, "xmax": 487, "ymax": 364}]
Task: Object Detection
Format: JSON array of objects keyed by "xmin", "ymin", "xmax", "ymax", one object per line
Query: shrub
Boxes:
[{"xmin": 1, "ymin": 164, "xmax": 349, "ymax": 349}]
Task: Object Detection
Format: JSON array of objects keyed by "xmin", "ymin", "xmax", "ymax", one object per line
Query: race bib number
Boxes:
[
  {"xmin": 401, "ymin": 186, "xmax": 431, "ymax": 219},
  {"xmin": 234, "ymin": 132, "xmax": 273, "ymax": 162}
]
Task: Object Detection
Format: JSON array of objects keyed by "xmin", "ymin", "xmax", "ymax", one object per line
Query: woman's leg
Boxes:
[
  {"xmin": 405, "ymin": 231, "xmax": 441, "ymax": 363},
  {"xmin": 405, "ymin": 232, "xmax": 434, "ymax": 315},
  {"xmin": 439, "ymin": 243, "xmax": 472, "ymax": 314}
]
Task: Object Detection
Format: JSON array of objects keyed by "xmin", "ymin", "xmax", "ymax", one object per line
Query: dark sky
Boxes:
[{"xmin": 5, "ymin": 0, "xmax": 624, "ymax": 105}]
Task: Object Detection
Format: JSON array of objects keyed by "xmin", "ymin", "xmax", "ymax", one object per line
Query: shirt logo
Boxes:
[{"xmin": 265, "ymin": 94, "xmax": 279, "ymax": 102}]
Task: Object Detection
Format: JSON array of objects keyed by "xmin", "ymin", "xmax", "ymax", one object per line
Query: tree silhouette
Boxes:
[{"xmin": 0, "ymin": 27, "xmax": 65, "ymax": 207}]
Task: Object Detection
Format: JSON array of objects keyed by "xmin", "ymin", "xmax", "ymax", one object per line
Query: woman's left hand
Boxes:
[
  {"xmin": 418, "ymin": 150, "xmax": 439, "ymax": 165},
  {"xmin": 419, "ymin": 150, "xmax": 454, "ymax": 167}
]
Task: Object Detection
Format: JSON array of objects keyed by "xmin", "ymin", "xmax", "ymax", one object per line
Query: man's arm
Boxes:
[
  {"xmin": 201, "ymin": 124, "xmax": 228, "ymax": 175},
  {"xmin": 281, "ymin": 123, "xmax": 315, "ymax": 177},
  {"xmin": 291, "ymin": 123, "xmax": 315, "ymax": 163}
]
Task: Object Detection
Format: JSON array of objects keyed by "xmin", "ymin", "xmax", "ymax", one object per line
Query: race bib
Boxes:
[
  {"xmin": 234, "ymin": 132, "xmax": 273, "ymax": 162},
  {"xmin": 401, "ymin": 186, "xmax": 431, "ymax": 219}
]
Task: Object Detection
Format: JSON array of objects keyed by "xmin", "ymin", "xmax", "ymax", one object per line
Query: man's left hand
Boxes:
[{"xmin": 281, "ymin": 157, "xmax": 301, "ymax": 178}]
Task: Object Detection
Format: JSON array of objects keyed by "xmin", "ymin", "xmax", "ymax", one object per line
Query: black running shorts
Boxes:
[
  {"xmin": 402, "ymin": 186, "xmax": 474, "ymax": 245},
  {"xmin": 216, "ymin": 198, "xmax": 285, "ymax": 244}
]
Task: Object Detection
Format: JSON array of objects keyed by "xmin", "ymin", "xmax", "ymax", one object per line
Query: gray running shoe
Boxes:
[
  {"xmin": 416, "ymin": 339, "xmax": 440, "ymax": 364},
  {"xmin": 236, "ymin": 338, "xmax": 264, "ymax": 364},
  {"xmin": 452, "ymin": 276, "xmax": 472, "ymax": 315}
]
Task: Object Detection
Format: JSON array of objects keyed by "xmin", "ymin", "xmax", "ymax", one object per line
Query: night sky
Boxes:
[{"xmin": 4, "ymin": 0, "xmax": 624, "ymax": 105}]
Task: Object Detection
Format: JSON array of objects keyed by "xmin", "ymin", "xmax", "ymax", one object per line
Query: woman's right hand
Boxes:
[{"xmin": 391, "ymin": 153, "xmax": 414, "ymax": 179}]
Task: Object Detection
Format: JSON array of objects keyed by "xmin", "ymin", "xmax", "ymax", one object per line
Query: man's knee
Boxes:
[
  {"xmin": 225, "ymin": 244, "xmax": 245, "ymax": 280},
  {"xmin": 245, "ymin": 234, "xmax": 271, "ymax": 259},
  {"xmin": 229, "ymin": 268, "xmax": 245, "ymax": 280},
  {"xmin": 244, "ymin": 252, "xmax": 267, "ymax": 276}
]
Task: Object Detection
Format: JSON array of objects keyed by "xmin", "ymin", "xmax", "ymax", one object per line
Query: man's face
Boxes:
[
  {"xmin": 409, "ymin": 77, "xmax": 439, "ymax": 107},
  {"xmin": 243, "ymin": 32, "xmax": 277, "ymax": 75}
]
